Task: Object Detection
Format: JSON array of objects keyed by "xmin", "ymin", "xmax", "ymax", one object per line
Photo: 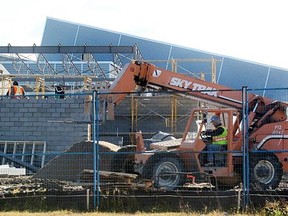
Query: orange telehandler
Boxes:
[{"xmin": 103, "ymin": 61, "xmax": 288, "ymax": 189}]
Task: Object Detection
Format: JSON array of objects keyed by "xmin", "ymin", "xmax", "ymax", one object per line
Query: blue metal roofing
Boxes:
[{"xmin": 41, "ymin": 17, "xmax": 288, "ymax": 100}]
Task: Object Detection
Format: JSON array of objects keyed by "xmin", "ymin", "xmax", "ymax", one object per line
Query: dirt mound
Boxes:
[{"xmin": 33, "ymin": 140, "xmax": 120, "ymax": 182}]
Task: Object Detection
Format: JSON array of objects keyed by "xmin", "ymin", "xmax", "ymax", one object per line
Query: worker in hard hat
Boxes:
[
  {"xmin": 202, "ymin": 115, "xmax": 228, "ymax": 167},
  {"xmin": 7, "ymin": 80, "xmax": 26, "ymax": 99}
]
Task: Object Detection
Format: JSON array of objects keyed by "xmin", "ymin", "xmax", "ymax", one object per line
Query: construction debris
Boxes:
[
  {"xmin": 0, "ymin": 165, "xmax": 26, "ymax": 177},
  {"xmin": 0, "ymin": 176, "xmax": 84, "ymax": 198},
  {"xmin": 80, "ymin": 169, "xmax": 138, "ymax": 184}
]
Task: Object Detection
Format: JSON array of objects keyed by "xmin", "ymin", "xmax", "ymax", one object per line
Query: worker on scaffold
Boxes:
[{"xmin": 6, "ymin": 80, "xmax": 26, "ymax": 99}]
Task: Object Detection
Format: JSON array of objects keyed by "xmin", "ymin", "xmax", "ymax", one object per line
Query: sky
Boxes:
[{"xmin": 0, "ymin": 0, "xmax": 288, "ymax": 69}]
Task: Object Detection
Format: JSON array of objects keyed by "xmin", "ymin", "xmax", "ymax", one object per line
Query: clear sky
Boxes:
[{"xmin": 0, "ymin": 0, "xmax": 287, "ymax": 69}]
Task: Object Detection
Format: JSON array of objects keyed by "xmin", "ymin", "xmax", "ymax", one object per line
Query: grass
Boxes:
[
  {"xmin": 2, "ymin": 197, "xmax": 287, "ymax": 215},
  {"xmin": 0, "ymin": 211, "xmax": 261, "ymax": 216}
]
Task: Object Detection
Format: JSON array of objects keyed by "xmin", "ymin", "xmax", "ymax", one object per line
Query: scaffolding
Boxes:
[
  {"xmin": 0, "ymin": 45, "xmax": 219, "ymax": 134},
  {"xmin": 0, "ymin": 45, "xmax": 142, "ymax": 95},
  {"xmin": 130, "ymin": 58, "xmax": 220, "ymax": 133}
]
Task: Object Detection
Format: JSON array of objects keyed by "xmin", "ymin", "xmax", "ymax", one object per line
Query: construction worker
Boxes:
[
  {"xmin": 54, "ymin": 85, "xmax": 65, "ymax": 99},
  {"xmin": 7, "ymin": 81, "xmax": 26, "ymax": 99},
  {"xmin": 202, "ymin": 115, "xmax": 228, "ymax": 167}
]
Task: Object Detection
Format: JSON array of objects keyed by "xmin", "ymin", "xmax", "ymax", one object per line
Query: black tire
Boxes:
[
  {"xmin": 111, "ymin": 145, "xmax": 136, "ymax": 173},
  {"xmin": 144, "ymin": 157, "xmax": 183, "ymax": 189},
  {"xmin": 249, "ymin": 153, "xmax": 283, "ymax": 190}
]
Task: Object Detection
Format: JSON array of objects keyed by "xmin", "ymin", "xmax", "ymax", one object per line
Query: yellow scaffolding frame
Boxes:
[
  {"xmin": 129, "ymin": 58, "xmax": 218, "ymax": 134},
  {"xmin": 35, "ymin": 77, "xmax": 45, "ymax": 99}
]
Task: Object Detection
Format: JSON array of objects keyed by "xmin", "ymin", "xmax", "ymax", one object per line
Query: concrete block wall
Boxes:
[
  {"xmin": 0, "ymin": 97, "xmax": 89, "ymax": 156},
  {"xmin": 0, "ymin": 94, "xmax": 197, "ymax": 165}
]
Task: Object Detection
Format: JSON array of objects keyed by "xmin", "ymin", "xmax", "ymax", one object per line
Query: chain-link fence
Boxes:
[
  {"xmin": 1, "ymin": 88, "xmax": 288, "ymax": 212},
  {"xmin": 0, "ymin": 92, "xmax": 93, "ymax": 210}
]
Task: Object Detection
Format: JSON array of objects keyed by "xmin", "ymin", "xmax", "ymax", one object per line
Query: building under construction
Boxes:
[
  {"xmin": 2, "ymin": 17, "xmax": 288, "ymax": 99},
  {"xmin": 1, "ymin": 17, "xmax": 288, "ymax": 172}
]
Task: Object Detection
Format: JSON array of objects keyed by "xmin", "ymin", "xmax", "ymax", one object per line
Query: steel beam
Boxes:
[{"xmin": 0, "ymin": 45, "xmax": 135, "ymax": 54}]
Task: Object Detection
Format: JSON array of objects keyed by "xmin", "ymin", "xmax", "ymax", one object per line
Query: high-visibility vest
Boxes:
[
  {"xmin": 13, "ymin": 86, "xmax": 24, "ymax": 95},
  {"xmin": 212, "ymin": 126, "xmax": 228, "ymax": 145},
  {"xmin": 8, "ymin": 86, "xmax": 25, "ymax": 97}
]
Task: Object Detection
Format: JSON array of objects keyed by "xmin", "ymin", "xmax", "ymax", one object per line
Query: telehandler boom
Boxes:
[{"xmin": 106, "ymin": 61, "xmax": 288, "ymax": 189}]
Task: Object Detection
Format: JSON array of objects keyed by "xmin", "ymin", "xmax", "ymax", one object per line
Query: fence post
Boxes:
[
  {"xmin": 241, "ymin": 86, "xmax": 249, "ymax": 211},
  {"xmin": 92, "ymin": 91, "xmax": 100, "ymax": 209}
]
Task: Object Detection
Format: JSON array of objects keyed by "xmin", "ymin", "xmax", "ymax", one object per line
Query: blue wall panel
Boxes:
[
  {"xmin": 76, "ymin": 26, "xmax": 120, "ymax": 46},
  {"xmin": 119, "ymin": 35, "xmax": 172, "ymax": 67},
  {"xmin": 42, "ymin": 18, "xmax": 79, "ymax": 46},
  {"xmin": 41, "ymin": 18, "xmax": 288, "ymax": 101},
  {"xmin": 219, "ymin": 58, "xmax": 268, "ymax": 89}
]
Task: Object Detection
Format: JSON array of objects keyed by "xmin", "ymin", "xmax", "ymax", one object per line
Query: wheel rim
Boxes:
[
  {"xmin": 253, "ymin": 159, "xmax": 275, "ymax": 184},
  {"xmin": 155, "ymin": 161, "xmax": 180, "ymax": 187}
]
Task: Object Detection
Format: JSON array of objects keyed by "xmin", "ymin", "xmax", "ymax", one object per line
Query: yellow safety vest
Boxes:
[{"xmin": 212, "ymin": 126, "xmax": 228, "ymax": 145}]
